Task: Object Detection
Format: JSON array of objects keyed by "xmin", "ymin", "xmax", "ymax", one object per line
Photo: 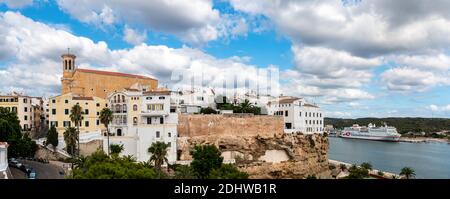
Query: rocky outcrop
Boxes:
[{"xmin": 177, "ymin": 133, "xmax": 330, "ymax": 179}]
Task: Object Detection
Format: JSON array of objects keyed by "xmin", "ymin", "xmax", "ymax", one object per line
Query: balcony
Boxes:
[{"xmin": 140, "ymin": 110, "xmax": 168, "ymax": 116}]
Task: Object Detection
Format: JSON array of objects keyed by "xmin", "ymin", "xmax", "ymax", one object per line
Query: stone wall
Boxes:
[
  {"xmin": 177, "ymin": 133, "xmax": 330, "ymax": 179},
  {"xmin": 177, "ymin": 114, "xmax": 284, "ymax": 137}
]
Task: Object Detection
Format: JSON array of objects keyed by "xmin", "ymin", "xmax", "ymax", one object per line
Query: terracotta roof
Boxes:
[
  {"xmin": 77, "ymin": 69, "xmax": 156, "ymax": 80},
  {"xmin": 303, "ymin": 103, "xmax": 319, "ymax": 108},
  {"xmin": 72, "ymin": 96, "xmax": 94, "ymax": 101},
  {"xmin": 143, "ymin": 90, "xmax": 171, "ymax": 95},
  {"xmin": 269, "ymin": 97, "xmax": 300, "ymax": 105}
]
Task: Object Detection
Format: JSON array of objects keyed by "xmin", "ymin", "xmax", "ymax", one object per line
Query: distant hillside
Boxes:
[{"xmin": 324, "ymin": 117, "xmax": 450, "ymax": 134}]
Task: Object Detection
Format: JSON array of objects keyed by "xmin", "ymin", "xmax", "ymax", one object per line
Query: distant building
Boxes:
[
  {"xmin": 0, "ymin": 92, "xmax": 45, "ymax": 135},
  {"xmin": 105, "ymin": 89, "xmax": 178, "ymax": 163},
  {"xmin": 60, "ymin": 52, "xmax": 158, "ymax": 99},
  {"xmin": 170, "ymin": 88, "xmax": 216, "ymax": 113},
  {"xmin": 267, "ymin": 96, "xmax": 324, "ymax": 134},
  {"xmin": 48, "ymin": 93, "xmax": 107, "ymax": 135}
]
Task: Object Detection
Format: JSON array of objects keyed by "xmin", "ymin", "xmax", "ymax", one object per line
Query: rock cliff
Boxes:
[{"xmin": 177, "ymin": 133, "xmax": 330, "ymax": 179}]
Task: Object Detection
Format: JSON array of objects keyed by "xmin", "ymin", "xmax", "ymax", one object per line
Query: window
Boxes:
[
  {"xmin": 52, "ymin": 109, "xmax": 56, "ymax": 115},
  {"xmin": 146, "ymin": 97, "xmax": 152, "ymax": 100},
  {"xmin": 123, "ymin": 105, "xmax": 127, "ymax": 113},
  {"xmin": 63, "ymin": 121, "xmax": 71, "ymax": 127},
  {"xmin": 156, "ymin": 131, "xmax": 160, "ymax": 138},
  {"xmin": 24, "ymin": 107, "xmax": 27, "ymax": 112},
  {"xmin": 160, "ymin": 117, "xmax": 164, "ymax": 124},
  {"xmin": 168, "ymin": 132, "xmax": 171, "ymax": 137},
  {"xmin": 133, "ymin": 117, "xmax": 138, "ymax": 125},
  {"xmin": 51, "ymin": 121, "xmax": 58, "ymax": 127},
  {"xmin": 170, "ymin": 108, "xmax": 176, "ymax": 113},
  {"xmin": 52, "ymin": 99, "xmax": 56, "ymax": 103},
  {"xmin": 147, "ymin": 117, "xmax": 152, "ymax": 125},
  {"xmin": 96, "ymin": 103, "xmax": 100, "ymax": 107},
  {"xmin": 167, "ymin": 142, "xmax": 171, "ymax": 147},
  {"xmin": 299, "ymin": 112, "xmax": 302, "ymax": 117},
  {"xmin": 97, "ymin": 112, "xmax": 99, "ymax": 116},
  {"xmin": 24, "ymin": 116, "xmax": 27, "ymax": 121},
  {"xmin": 96, "ymin": 120, "xmax": 100, "ymax": 126},
  {"xmin": 313, "ymin": 113, "xmax": 315, "ymax": 117},
  {"xmin": 133, "ymin": 104, "xmax": 138, "ymax": 111},
  {"xmin": 12, "ymin": 107, "xmax": 17, "ymax": 113},
  {"xmin": 23, "ymin": 99, "xmax": 27, "ymax": 103},
  {"xmin": 285, "ymin": 111, "xmax": 288, "ymax": 117},
  {"xmin": 85, "ymin": 109, "xmax": 89, "ymax": 115},
  {"xmin": 65, "ymin": 100, "xmax": 68, "ymax": 104},
  {"xmin": 65, "ymin": 109, "xmax": 69, "ymax": 115},
  {"xmin": 85, "ymin": 121, "xmax": 89, "ymax": 127}
]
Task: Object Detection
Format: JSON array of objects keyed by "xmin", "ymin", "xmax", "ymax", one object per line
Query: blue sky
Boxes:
[{"xmin": 0, "ymin": 0, "xmax": 449, "ymax": 118}]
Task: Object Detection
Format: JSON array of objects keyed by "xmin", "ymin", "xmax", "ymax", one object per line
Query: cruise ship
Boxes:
[{"xmin": 340, "ymin": 123, "xmax": 401, "ymax": 142}]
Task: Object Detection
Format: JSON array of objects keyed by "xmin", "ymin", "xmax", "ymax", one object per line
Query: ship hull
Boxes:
[{"xmin": 339, "ymin": 132, "xmax": 400, "ymax": 142}]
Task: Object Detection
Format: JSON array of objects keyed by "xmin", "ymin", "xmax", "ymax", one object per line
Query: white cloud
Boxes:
[
  {"xmin": 229, "ymin": 0, "xmax": 450, "ymax": 57},
  {"xmin": 0, "ymin": 0, "xmax": 33, "ymax": 8},
  {"xmin": 428, "ymin": 104, "xmax": 450, "ymax": 112},
  {"xmin": 0, "ymin": 11, "xmax": 275, "ymax": 97},
  {"xmin": 123, "ymin": 26, "xmax": 147, "ymax": 45},
  {"xmin": 56, "ymin": 0, "xmax": 223, "ymax": 44},
  {"xmin": 381, "ymin": 67, "xmax": 450, "ymax": 92}
]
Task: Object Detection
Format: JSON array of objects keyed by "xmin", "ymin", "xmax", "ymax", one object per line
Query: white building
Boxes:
[
  {"xmin": 268, "ymin": 96, "xmax": 324, "ymax": 134},
  {"xmin": 170, "ymin": 88, "xmax": 216, "ymax": 113},
  {"xmin": 0, "ymin": 142, "xmax": 8, "ymax": 179},
  {"xmin": 0, "ymin": 92, "xmax": 44, "ymax": 133},
  {"xmin": 106, "ymin": 89, "xmax": 178, "ymax": 163}
]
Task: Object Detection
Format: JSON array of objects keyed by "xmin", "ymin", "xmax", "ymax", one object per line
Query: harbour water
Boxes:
[{"xmin": 328, "ymin": 137, "xmax": 450, "ymax": 179}]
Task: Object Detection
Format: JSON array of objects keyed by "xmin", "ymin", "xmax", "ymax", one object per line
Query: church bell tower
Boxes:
[{"xmin": 61, "ymin": 49, "xmax": 77, "ymax": 94}]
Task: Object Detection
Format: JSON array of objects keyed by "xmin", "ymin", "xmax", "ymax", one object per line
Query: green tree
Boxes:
[
  {"xmin": 346, "ymin": 165, "xmax": 369, "ymax": 179},
  {"xmin": 209, "ymin": 164, "xmax": 248, "ymax": 179},
  {"xmin": 400, "ymin": 167, "xmax": 415, "ymax": 179},
  {"xmin": 360, "ymin": 162, "xmax": 373, "ymax": 170},
  {"xmin": 0, "ymin": 107, "xmax": 36, "ymax": 158},
  {"xmin": 99, "ymin": 108, "xmax": 113, "ymax": 154},
  {"xmin": 70, "ymin": 104, "xmax": 84, "ymax": 156},
  {"xmin": 190, "ymin": 144, "xmax": 223, "ymax": 179},
  {"xmin": 71, "ymin": 150, "xmax": 157, "ymax": 179},
  {"xmin": 63, "ymin": 127, "xmax": 78, "ymax": 155},
  {"xmin": 238, "ymin": 99, "xmax": 252, "ymax": 113},
  {"xmin": 110, "ymin": 144, "xmax": 124, "ymax": 155},
  {"xmin": 200, "ymin": 107, "xmax": 218, "ymax": 114},
  {"xmin": 148, "ymin": 141, "xmax": 169, "ymax": 173},
  {"xmin": 46, "ymin": 125, "xmax": 59, "ymax": 150},
  {"xmin": 173, "ymin": 165, "xmax": 197, "ymax": 179}
]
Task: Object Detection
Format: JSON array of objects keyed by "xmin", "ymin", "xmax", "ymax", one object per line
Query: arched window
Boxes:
[
  {"xmin": 133, "ymin": 117, "xmax": 137, "ymax": 125},
  {"xmin": 114, "ymin": 96, "xmax": 117, "ymax": 103},
  {"xmin": 122, "ymin": 95, "xmax": 125, "ymax": 103},
  {"xmin": 64, "ymin": 60, "xmax": 67, "ymax": 69},
  {"xmin": 123, "ymin": 104, "xmax": 127, "ymax": 113},
  {"xmin": 133, "ymin": 104, "xmax": 137, "ymax": 111}
]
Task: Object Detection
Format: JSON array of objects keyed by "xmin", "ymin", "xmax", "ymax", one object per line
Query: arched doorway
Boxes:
[{"xmin": 117, "ymin": 129, "xmax": 122, "ymax": 136}]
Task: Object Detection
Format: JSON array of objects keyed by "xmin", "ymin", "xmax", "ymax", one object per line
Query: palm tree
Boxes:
[
  {"xmin": 360, "ymin": 162, "xmax": 373, "ymax": 170},
  {"xmin": 148, "ymin": 141, "xmax": 169, "ymax": 176},
  {"xmin": 99, "ymin": 108, "xmax": 113, "ymax": 155},
  {"xmin": 69, "ymin": 104, "xmax": 84, "ymax": 156},
  {"xmin": 63, "ymin": 127, "xmax": 78, "ymax": 156},
  {"xmin": 400, "ymin": 167, "xmax": 415, "ymax": 179},
  {"xmin": 239, "ymin": 99, "xmax": 252, "ymax": 113}
]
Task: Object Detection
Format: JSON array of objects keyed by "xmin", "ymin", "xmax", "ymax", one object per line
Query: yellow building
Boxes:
[
  {"xmin": 0, "ymin": 93, "xmax": 42, "ymax": 133},
  {"xmin": 48, "ymin": 93, "xmax": 107, "ymax": 135},
  {"xmin": 60, "ymin": 53, "xmax": 158, "ymax": 99}
]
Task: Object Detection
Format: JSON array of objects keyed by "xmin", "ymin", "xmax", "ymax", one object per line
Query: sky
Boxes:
[{"xmin": 0, "ymin": 0, "xmax": 449, "ymax": 118}]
